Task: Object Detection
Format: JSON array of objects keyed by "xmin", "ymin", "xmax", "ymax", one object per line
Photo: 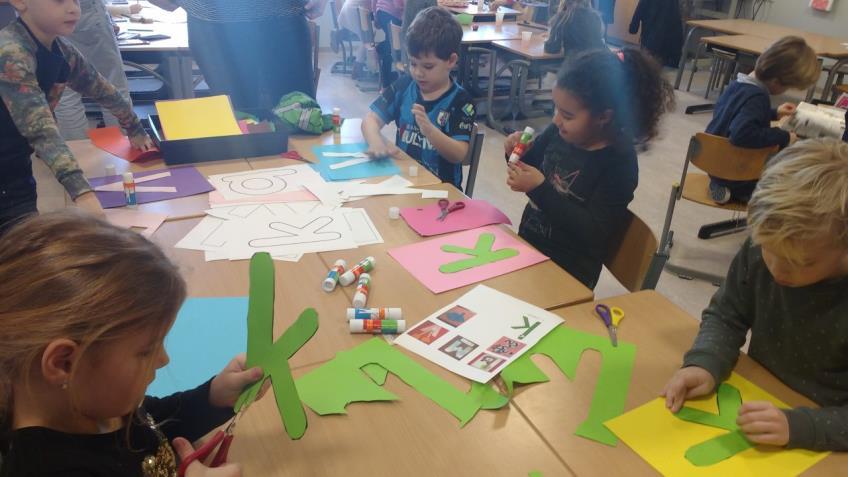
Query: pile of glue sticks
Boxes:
[{"xmin": 322, "ymin": 256, "xmax": 406, "ymax": 335}]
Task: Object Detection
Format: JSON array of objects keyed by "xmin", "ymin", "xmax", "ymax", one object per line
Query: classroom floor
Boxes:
[{"xmin": 314, "ymin": 50, "xmax": 810, "ymax": 320}]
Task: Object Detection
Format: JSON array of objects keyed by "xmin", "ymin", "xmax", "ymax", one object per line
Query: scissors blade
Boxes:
[{"xmin": 609, "ymin": 326, "xmax": 618, "ymax": 347}]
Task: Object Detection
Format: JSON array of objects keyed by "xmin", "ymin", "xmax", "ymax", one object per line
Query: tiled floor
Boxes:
[{"xmin": 315, "ymin": 51, "xmax": 810, "ymax": 320}]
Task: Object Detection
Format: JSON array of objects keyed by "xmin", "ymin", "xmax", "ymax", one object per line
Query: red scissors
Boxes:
[
  {"xmin": 437, "ymin": 199, "xmax": 466, "ymax": 221},
  {"xmin": 177, "ymin": 404, "xmax": 249, "ymax": 476}
]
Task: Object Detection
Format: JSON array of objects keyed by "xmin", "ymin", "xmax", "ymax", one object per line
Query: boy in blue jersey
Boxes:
[{"xmin": 362, "ymin": 6, "xmax": 475, "ymax": 189}]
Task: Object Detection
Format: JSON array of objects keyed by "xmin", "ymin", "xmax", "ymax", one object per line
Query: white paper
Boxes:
[
  {"xmin": 421, "ymin": 189, "xmax": 450, "ymax": 199},
  {"xmin": 175, "ymin": 215, "xmax": 229, "ymax": 252},
  {"xmin": 93, "ymin": 171, "xmax": 173, "ymax": 191},
  {"xmin": 301, "ymin": 180, "xmax": 345, "ymax": 208},
  {"xmin": 342, "ymin": 208, "xmax": 383, "ymax": 245},
  {"xmin": 322, "ymin": 152, "xmax": 369, "ymax": 158},
  {"xmin": 219, "ymin": 210, "xmax": 359, "ymax": 260},
  {"xmin": 104, "ymin": 209, "xmax": 167, "ymax": 237},
  {"xmin": 329, "ymin": 157, "xmax": 373, "ymax": 170},
  {"xmin": 784, "ymin": 102, "xmax": 846, "ymax": 139},
  {"xmin": 207, "ymin": 165, "xmax": 323, "ymax": 201},
  {"xmin": 394, "ymin": 285, "xmax": 563, "ymax": 383}
]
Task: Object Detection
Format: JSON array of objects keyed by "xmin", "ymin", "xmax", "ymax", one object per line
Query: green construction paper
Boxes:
[
  {"xmin": 500, "ymin": 326, "xmax": 637, "ymax": 446},
  {"xmin": 468, "ymin": 381, "xmax": 510, "ymax": 410},
  {"xmin": 362, "ymin": 363, "xmax": 389, "ymax": 385},
  {"xmin": 295, "ymin": 338, "xmax": 506, "ymax": 425},
  {"xmin": 685, "ymin": 429, "xmax": 753, "ymax": 467},
  {"xmin": 528, "ymin": 472, "xmax": 543, "ymax": 477},
  {"xmin": 439, "ymin": 232, "xmax": 519, "ymax": 273},
  {"xmin": 235, "ymin": 253, "xmax": 318, "ymax": 440},
  {"xmin": 674, "ymin": 383, "xmax": 755, "ymax": 466}
]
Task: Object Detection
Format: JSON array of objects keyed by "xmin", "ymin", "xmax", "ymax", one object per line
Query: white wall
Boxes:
[{"xmin": 751, "ymin": 0, "xmax": 847, "ymax": 39}]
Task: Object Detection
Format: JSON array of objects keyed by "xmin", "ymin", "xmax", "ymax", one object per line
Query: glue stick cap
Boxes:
[
  {"xmin": 123, "ymin": 172, "xmax": 134, "ymax": 182},
  {"xmin": 522, "ymin": 126, "xmax": 535, "ymax": 136},
  {"xmin": 333, "ymin": 107, "xmax": 341, "ymax": 115}
]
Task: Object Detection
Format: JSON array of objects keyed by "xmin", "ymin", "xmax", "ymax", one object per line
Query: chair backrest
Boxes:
[
  {"xmin": 308, "ymin": 21, "xmax": 321, "ymax": 94},
  {"xmin": 462, "ymin": 123, "xmax": 484, "ymax": 197},
  {"xmin": 687, "ymin": 132, "xmax": 778, "ymax": 182},
  {"xmin": 604, "ymin": 209, "xmax": 663, "ymax": 292},
  {"xmin": 357, "ymin": 7, "xmax": 375, "ymax": 43}
]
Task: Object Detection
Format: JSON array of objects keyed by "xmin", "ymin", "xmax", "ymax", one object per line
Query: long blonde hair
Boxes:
[{"xmin": 0, "ymin": 211, "xmax": 186, "ymax": 432}]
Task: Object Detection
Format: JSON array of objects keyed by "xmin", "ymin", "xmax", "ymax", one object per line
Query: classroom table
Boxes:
[
  {"xmin": 510, "ymin": 290, "xmax": 848, "ymax": 476},
  {"xmin": 485, "ymin": 37, "xmax": 563, "ymax": 132},
  {"xmin": 461, "ymin": 22, "xmax": 526, "ymax": 44},
  {"xmin": 446, "ymin": 3, "xmax": 521, "ymax": 21},
  {"xmin": 674, "ymin": 18, "xmax": 848, "ymax": 101}
]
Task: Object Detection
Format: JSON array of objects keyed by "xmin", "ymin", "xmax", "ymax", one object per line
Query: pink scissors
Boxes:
[{"xmin": 437, "ymin": 199, "xmax": 466, "ymax": 221}]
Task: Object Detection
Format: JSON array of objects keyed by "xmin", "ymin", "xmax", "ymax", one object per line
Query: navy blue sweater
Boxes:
[{"xmin": 706, "ymin": 78, "xmax": 790, "ymax": 149}]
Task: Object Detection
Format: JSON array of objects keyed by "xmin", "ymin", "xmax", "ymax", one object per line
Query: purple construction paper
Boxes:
[{"xmin": 89, "ymin": 166, "xmax": 214, "ymax": 208}]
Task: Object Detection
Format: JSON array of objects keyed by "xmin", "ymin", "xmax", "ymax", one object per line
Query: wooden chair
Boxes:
[
  {"xmin": 657, "ymin": 132, "xmax": 777, "ymax": 283},
  {"xmin": 329, "ymin": 0, "xmax": 357, "ymax": 75},
  {"xmin": 462, "ymin": 123, "xmax": 485, "ymax": 197},
  {"xmin": 604, "ymin": 209, "xmax": 666, "ymax": 292},
  {"xmin": 307, "ymin": 21, "xmax": 321, "ymax": 95}
]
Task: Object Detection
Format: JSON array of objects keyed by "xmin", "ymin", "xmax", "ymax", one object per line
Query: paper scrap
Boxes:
[
  {"xmin": 394, "ymin": 285, "xmax": 563, "ymax": 383},
  {"xmin": 104, "ymin": 208, "xmax": 166, "ymax": 237},
  {"xmin": 388, "ymin": 225, "xmax": 549, "ymax": 293},
  {"xmin": 500, "ymin": 325, "xmax": 636, "ymax": 446},
  {"xmin": 401, "ymin": 199, "xmax": 511, "ymax": 236},
  {"xmin": 93, "ymin": 171, "xmax": 173, "ymax": 192},
  {"xmin": 155, "ymin": 95, "xmax": 242, "ymax": 140},
  {"xmin": 207, "ymin": 165, "xmax": 323, "ymax": 202},
  {"xmin": 235, "ymin": 253, "xmax": 317, "ymax": 439},
  {"xmin": 323, "ymin": 152, "xmax": 369, "ymax": 158},
  {"xmin": 605, "ymin": 373, "xmax": 830, "ymax": 476},
  {"xmin": 148, "ymin": 297, "xmax": 248, "ymax": 397},
  {"xmin": 421, "ymin": 190, "xmax": 449, "ymax": 199},
  {"xmin": 295, "ymin": 338, "xmax": 508, "ymax": 426},
  {"xmin": 87, "ymin": 126, "xmax": 161, "ymax": 162},
  {"xmin": 329, "ymin": 157, "xmax": 373, "ymax": 170}
]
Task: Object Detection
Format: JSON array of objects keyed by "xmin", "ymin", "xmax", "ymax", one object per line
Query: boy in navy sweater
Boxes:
[{"xmin": 706, "ymin": 36, "xmax": 819, "ymax": 204}]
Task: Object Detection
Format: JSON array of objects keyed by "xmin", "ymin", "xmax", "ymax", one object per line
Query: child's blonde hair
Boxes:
[
  {"xmin": 755, "ymin": 36, "xmax": 820, "ymax": 90},
  {"xmin": 0, "ymin": 211, "xmax": 186, "ymax": 429},
  {"xmin": 749, "ymin": 139, "xmax": 848, "ymax": 263}
]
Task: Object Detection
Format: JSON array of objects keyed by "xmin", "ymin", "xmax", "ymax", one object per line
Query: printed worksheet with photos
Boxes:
[{"xmin": 395, "ymin": 285, "xmax": 563, "ymax": 383}]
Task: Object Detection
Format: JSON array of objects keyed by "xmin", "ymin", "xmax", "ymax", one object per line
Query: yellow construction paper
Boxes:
[
  {"xmin": 155, "ymin": 95, "xmax": 242, "ymax": 140},
  {"xmin": 605, "ymin": 373, "xmax": 830, "ymax": 477}
]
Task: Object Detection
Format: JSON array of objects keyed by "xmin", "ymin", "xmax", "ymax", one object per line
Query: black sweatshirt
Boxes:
[
  {"xmin": 517, "ymin": 124, "xmax": 638, "ymax": 288},
  {"xmin": 705, "ymin": 74, "xmax": 790, "ymax": 149},
  {"xmin": 683, "ymin": 240, "xmax": 848, "ymax": 451},
  {"xmin": 1, "ymin": 379, "xmax": 234, "ymax": 477}
]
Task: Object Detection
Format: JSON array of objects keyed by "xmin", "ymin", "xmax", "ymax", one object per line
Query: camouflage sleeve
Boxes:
[
  {"xmin": 0, "ymin": 41, "xmax": 90, "ymax": 198},
  {"xmin": 62, "ymin": 42, "xmax": 146, "ymax": 138}
]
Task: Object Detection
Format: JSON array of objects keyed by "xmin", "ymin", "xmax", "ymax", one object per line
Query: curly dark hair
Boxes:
[
  {"xmin": 406, "ymin": 6, "xmax": 463, "ymax": 60},
  {"xmin": 556, "ymin": 47, "xmax": 675, "ymax": 147}
]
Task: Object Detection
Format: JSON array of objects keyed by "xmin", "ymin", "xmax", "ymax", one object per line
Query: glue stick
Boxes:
[
  {"xmin": 349, "ymin": 319, "xmax": 406, "ymax": 334},
  {"xmin": 339, "ymin": 256, "xmax": 375, "ymax": 286},
  {"xmin": 332, "ymin": 107, "xmax": 341, "ymax": 134},
  {"xmin": 352, "ymin": 273, "xmax": 371, "ymax": 308},
  {"xmin": 322, "ymin": 259, "xmax": 346, "ymax": 292},
  {"xmin": 508, "ymin": 126, "xmax": 535, "ymax": 164},
  {"xmin": 123, "ymin": 172, "xmax": 137, "ymax": 206},
  {"xmin": 347, "ymin": 308, "xmax": 402, "ymax": 320}
]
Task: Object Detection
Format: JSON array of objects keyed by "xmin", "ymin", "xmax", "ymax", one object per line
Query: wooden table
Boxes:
[
  {"xmin": 447, "ymin": 4, "xmax": 521, "ymax": 21},
  {"xmin": 675, "ymin": 18, "xmax": 848, "ymax": 100},
  {"xmin": 461, "ymin": 22, "xmax": 525, "ymax": 44},
  {"xmin": 510, "ymin": 290, "xmax": 848, "ymax": 476},
  {"xmin": 485, "ymin": 37, "xmax": 562, "ymax": 132}
]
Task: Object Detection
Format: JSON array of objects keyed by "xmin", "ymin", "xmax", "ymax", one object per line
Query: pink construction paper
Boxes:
[
  {"xmin": 207, "ymin": 189, "xmax": 318, "ymax": 206},
  {"xmin": 388, "ymin": 225, "xmax": 549, "ymax": 294},
  {"xmin": 400, "ymin": 199, "xmax": 511, "ymax": 236}
]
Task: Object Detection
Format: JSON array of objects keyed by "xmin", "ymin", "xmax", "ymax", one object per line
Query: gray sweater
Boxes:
[{"xmin": 683, "ymin": 239, "xmax": 848, "ymax": 451}]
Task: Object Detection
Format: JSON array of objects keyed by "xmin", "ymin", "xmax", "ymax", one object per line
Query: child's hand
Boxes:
[
  {"xmin": 503, "ymin": 131, "xmax": 523, "ymax": 156},
  {"xmin": 506, "ymin": 161, "xmax": 545, "ymax": 192},
  {"xmin": 661, "ymin": 366, "xmax": 715, "ymax": 413},
  {"xmin": 789, "ymin": 131, "xmax": 799, "ymax": 145},
  {"xmin": 777, "ymin": 102, "xmax": 797, "ymax": 119},
  {"xmin": 74, "ymin": 191, "xmax": 106, "ymax": 218},
  {"xmin": 366, "ymin": 141, "xmax": 401, "ymax": 159},
  {"xmin": 129, "ymin": 3, "xmax": 143, "ymax": 13},
  {"xmin": 130, "ymin": 133, "xmax": 154, "ymax": 151},
  {"xmin": 411, "ymin": 104, "xmax": 435, "ymax": 136},
  {"xmin": 736, "ymin": 401, "xmax": 790, "ymax": 446},
  {"xmin": 172, "ymin": 437, "xmax": 242, "ymax": 476},
  {"xmin": 209, "ymin": 354, "xmax": 265, "ymax": 408}
]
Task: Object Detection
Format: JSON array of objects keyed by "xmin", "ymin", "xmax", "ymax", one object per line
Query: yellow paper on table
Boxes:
[
  {"xmin": 155, "ymin": 95, "xmax": 242, "ymax": 140},
  {"xmin": 605, "ymin": 373, "xmax": 830, "ymax": 477}
]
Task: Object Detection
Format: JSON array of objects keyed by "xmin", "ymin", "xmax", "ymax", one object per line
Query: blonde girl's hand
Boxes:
[
  {"xmin": 506, "ymin": 161, "xmax": 545, "ymax": 192},
  {"xmin": 736, "ymin": 401, "xmax": 790, "ymax": 446},
  {"xmin": 172, "ymin": 438, "xmax": 243, "ymax": 476},
  {"xmin": 130, "ymin": 133, "xmax": 155, "ymax": 151},
  {"xmin": 209, "ymin": 354, "xmax": 266, "ymax": 408},
  {"xmin": 776, "ymin": 102, "xmax": 797, "ymax": 119},
  {"xmin": 661, "ymin": 366, "xmax": 716, "ymax": 413}
]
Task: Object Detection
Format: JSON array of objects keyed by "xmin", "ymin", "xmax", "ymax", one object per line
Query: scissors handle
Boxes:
[
  {"xmin": 209, "ymin": 433, "xmax": 234, "ymax": 467},
  {"xmin": 594, "ymin": 304, "xmax": 612, "ymax": 327},
  {"xmin": 178, "ymin": 430, "xmax": 226, "ymax": 476},
  {"xmin": 609, "ymin": 306, "xmax": 625, "ymax": 327},
  {"xmin": 447, "ymin": 202, "xmax": 465, "ymax": 213}
]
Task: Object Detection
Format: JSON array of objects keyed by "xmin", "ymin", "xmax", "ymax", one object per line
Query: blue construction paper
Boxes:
[
  {"xmin": 311, "ymin": 142, "xmax": 401, "ymax": 181},
  {"xmin": 147, "ymin": 297, "xmax": 248, "ymax": 397}
]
